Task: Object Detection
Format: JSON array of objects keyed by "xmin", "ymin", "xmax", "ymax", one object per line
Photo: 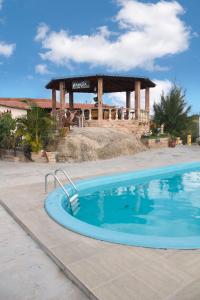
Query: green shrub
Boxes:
[
  {"xmin": 0, "ymin": 112, "xmax": 16, "ymax": 149},
  {"xmin": 16, "ymin": 102, "xmax": 56, "ymax": 153},
  {"xmin": 153, "ymin": 85, "xmax": 191, "ymax": 138}
]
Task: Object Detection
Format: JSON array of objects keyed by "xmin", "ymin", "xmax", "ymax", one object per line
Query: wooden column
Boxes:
[
  {"xmin": 88, "ymin": 109, "xmax": 92, "ymax": 121},
  {"xmin": 52, "ymin": 88, "xmax": 57, "ymax": 115},
  {"xmin": 109, "ymin": 109, "xmax": 112, "ymax": 120},
  {"xmin": 126, "ymin": 91, "xmax": 131, "ymax": 120},
  {"xmin": 98, "ymin": 78, "xmax": 103, "ymax": 121},
  {"xmin": 115, "ymin": 109, "xmax": 119, "ymax": 120},
  {"xmin": 135, "ymin": 80, "xmax": 141, "ymax": 119},
  {"xmin": 145, "ymin": 87, "xmax": 150, "ymax": 113},
  {"xmin": 121, "ymin": 109, "xmax": 124, "ymax": 120},
  {"xmin": 60, "ymin": 81, "xmax": 65, "ymax": 110},
  {"xmin": 69, "ymin": 92, "xmax": 74, "ymax": 110},
  {"xmin": 126, "ymin": 91, "xmax": 131, "ymax": 109}
]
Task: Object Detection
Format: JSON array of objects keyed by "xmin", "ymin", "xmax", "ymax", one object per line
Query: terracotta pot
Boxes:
[{"xmin": 169, "ymin": 140, "xmax": 176, "ymax": 148}]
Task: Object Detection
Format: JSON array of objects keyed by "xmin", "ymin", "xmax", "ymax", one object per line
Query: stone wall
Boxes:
[
  {"xmin": 0, "ymin": 149, "xmax": 25, "ymax": 162},
  {"xmin": 142, "ymin": 137, "xmax": 169, "ymax": 149},
  {"xmin": 87, "ymin": 120, "xmax": 149, "ymax": 138}
]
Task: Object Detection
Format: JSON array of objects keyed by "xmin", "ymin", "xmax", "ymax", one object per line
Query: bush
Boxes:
[
  {"xmin": 16, "ymin": 102, "xmax": 56, "ymax": 153},
  {"xmin": 153, "ymin": 85, "xmax": 191, "ymax": 138},
  {"xmin": 0, "ymin": 112, "xmax": 16, "ymax": 149}
]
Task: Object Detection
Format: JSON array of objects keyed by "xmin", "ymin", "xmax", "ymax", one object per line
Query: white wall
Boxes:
[{"xmin": 0, "ymin": 106, "xmax": 27, "ymax": 118}]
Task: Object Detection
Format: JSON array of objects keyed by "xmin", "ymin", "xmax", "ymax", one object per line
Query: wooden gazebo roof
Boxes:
[{"xmin": 46, "ymin": 74, "xmax": 156, "ymax": 93}]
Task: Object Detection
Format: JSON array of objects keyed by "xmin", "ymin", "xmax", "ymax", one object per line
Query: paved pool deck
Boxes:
[
  {"xmin": 1, "ymin": 146, "xmax": 200, "ymax": 300},
  {"xmin": 0, "ymin": 206, "xmax": 89, "ymax": 300}
]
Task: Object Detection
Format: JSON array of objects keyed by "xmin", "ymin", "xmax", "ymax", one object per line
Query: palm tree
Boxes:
[
  {"xmin": 153, "ymin": 85, "xmax": 191, "ymax": 137},
  {"xmin": 16, "ymin": 101, "xmax": 56, "ymax": 152}
]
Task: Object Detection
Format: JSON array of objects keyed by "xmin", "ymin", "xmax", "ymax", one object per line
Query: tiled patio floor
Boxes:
[{"xmin": 1, "ymin": 146, "xmax": 200, "ymax": 299}]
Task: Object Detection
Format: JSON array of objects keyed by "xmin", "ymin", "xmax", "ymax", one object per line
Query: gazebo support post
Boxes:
[
  {"xmin": 60, "ymin": 81, "xmax": 65, "ymax": 110},
  {"xmin": 52, "ymin": 88, "xmax": 57, "ymax": 115},
  {"xmin": 126, "ymin": 91, "xmax": 131, "ymax": 109},
  {"xmin": 135, "ymin": 81, "xmax": 141, "ymax": 120},
  {"xmin": 98, "ymin": 78, "xmax": 103, "ymax": 121},
  {"xmin": 69, "ymin": 92, "xmax": 74, "ymax": 110},
  {"xmin": 145, "ymin": 87, "xmax": 150, "ymax": 119},
  {"xmin": 126, "ymin": 91, "xmax": 131, "ymax": 120}
]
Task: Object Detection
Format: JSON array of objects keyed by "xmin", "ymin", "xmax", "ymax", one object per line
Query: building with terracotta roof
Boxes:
[{"xmin": 0, "ymin": 97, "xmax": 96, "ymax": 118}]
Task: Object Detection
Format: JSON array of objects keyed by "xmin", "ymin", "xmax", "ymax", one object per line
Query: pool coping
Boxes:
[{"xmin": 45, "ymin": 161, "xmax": 200, "ymax": 250}]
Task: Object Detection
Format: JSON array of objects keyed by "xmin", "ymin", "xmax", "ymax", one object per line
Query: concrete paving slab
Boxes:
[
  {"xmin": 0, "ymin": 206, "xmax": 88, "ymax": 300},
  {"xmin": 130, "ymin": 256, "xmax": 193, "ymax": 299},
  {"xmin": 167, "ymin": 278, "xmax": 200, "ymax": 300},
  {"xmin": 1, "ymin": 146, "xmax": 200, "ymax": 300},
  {"xmin": 92, "ymin": 272, "xmax": 161, "ymax": 300}
]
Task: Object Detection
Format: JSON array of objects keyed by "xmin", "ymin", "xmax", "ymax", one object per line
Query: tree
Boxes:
[
  {"xmin": 0, "ymin": 112, "xmax": 16, "ymax": 149},
  {"xmin": 16, "ymin": 101, "xmax": 56, "ymax": 152},
  {"xmin": 153, "ymin": 85, "xmax": 191, "ymax": 137}
]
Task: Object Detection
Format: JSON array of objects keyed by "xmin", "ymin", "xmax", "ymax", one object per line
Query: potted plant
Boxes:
[{"xmin": 169, "ymin": 135, "xmax": 177, "ymax": 148}]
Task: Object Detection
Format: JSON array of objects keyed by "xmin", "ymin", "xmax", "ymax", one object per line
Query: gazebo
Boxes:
[{"xmin": 46, "ymin": 74, "xmax": 156, "ymax": 123}]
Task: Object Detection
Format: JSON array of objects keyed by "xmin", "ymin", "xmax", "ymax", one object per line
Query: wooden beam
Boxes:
[
  {"xmin": 60, "ymin": 81, "xmax": 65, "ymax": 110},
  {"xmin": 69, "ymin": 92, "xmax": 74, "ymax": 110},
  {"xmin": 145, "ymin": 87, "xmax": 150, "ymax": 113},
  {"xmin": 135, "ymin": 81, "xmax": 141, "ymax": 119},
  {"xmin": 98, "ymin": 78, "xmax": 103, "ymax": 121},
  {"xmin": 126, "ymin": 91, "xmax": 131, "ymax": 109},
  {"xmin": 52, "ymin": 88, "xmax": 57, "ymax": 114}
]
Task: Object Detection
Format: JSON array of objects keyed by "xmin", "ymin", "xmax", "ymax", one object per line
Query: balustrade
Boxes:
[{"xmin": 80, "ymin": 108, "xmax": 149, "ymax": 122}]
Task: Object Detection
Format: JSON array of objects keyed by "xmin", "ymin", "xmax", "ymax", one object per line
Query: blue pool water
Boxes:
[{"xmin": 45, "ymin": 162, "xmax": 200, "ymax": 249}]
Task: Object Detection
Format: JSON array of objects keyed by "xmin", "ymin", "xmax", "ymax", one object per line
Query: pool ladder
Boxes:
[{"xmin": 45, "ymin": 168, "xmax": 79, "ymax": 214}]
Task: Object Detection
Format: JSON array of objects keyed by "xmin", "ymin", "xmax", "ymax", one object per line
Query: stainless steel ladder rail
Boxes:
[
  {"xmin": 54, "ymin": 168, "xmax": 78, "ymax": 193},
  {"xmin": 45, "ymin": 172, "xmax": 70, "ymax": 199}
]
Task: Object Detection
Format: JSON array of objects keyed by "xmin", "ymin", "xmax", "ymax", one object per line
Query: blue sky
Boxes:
[{"xmin": 0, "ymin": 0, "xmax": 199, "ymax": 112}]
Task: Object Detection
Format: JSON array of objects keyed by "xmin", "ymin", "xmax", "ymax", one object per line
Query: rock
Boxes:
[{"xmin": 57, "ymin": 127, "xmax": 147, "ymax": 162}]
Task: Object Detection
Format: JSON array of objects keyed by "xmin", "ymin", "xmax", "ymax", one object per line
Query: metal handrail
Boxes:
[
  {"xmin": 54, "ymin": 168, "xmax": 78, "ymax": 192},
  {"xmin": 45, "ymin": 172, "xmax": 70, "ymax": 198}
]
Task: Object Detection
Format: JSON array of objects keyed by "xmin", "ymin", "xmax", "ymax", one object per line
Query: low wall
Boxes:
[
  {"xmin": 0, "ymin": 149, "xmax": 25, "ymax": 162},
  {"xmin": 0, "ymin": 149, "xmax": 57, "ymax": 163},
  {"xmin": 142, "ymin": 137, "xmax": 169, "ymax": 149}
]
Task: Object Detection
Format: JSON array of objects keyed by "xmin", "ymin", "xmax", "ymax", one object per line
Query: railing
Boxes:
[
  {"xmin": 54, "ymin": 168, "xmax": 78, "ymax": 193},
  {"xmin": 139, "ymin": 110, "xmax": 149, "ymax": 123},
  {"xmin": 52, "ymin": 107, "xmax": 149, "ymax": 127},
  {"xmin": 45, "ymin": 172, "xmax": 70, "ymax": 197},
  {"xmin": 81, "ymin": 108, "xmax": 149, "ymax": 122},
  {"xmin": 45, "ymin": 169, "xmax": 79, "ymax": 214}
]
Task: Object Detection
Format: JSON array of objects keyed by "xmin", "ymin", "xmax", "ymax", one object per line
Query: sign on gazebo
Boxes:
[{"xmin": 72, "ymin": 80, "xmax": 90, "ymax": 90}]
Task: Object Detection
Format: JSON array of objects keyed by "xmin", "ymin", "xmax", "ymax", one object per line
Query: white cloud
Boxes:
[
  {"xmin": 35, "ymin": 0, "xmax": 190, "ymax": 71},
  {"xmin": 0, "ymin": 41, "xmax": 15, "ymax": 57},
  {"xmin": 107, "ymin": 79, "xmax": 172, "ymax": 112},
  {"xmin": 35, "ymin": 63, "xmax": 51, "ymax": 74},
  {"xmin": 151, "ymin": 79, "xmax": 172, "ymax": 105},
  {"xmin": 35, "ymin": 23, "xmax": 49, "ymax": 41},
  {"xmin": 0, "ymin": 1, "xmax": 16, "ymax": 58},
  {"xmin": 107, "ymin": 92, "xmax": 126, "ymax": 107}
]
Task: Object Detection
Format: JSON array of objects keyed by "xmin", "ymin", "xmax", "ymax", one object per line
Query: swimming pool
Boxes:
[{"xmin": 45, "ymin": 162, "xmax": 200, "ymax": 249}]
